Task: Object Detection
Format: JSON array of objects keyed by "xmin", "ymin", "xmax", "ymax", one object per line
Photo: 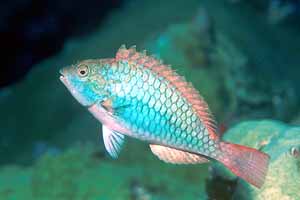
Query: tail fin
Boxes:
[{"xmin": 217, "ymin": 142, "xmax": 269, "ymax": 188}]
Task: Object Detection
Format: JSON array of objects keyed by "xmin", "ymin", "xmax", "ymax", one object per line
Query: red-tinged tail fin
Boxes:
[{"xmin": 217, "ymin": 142, "xmax": 270, "ymax": 188}]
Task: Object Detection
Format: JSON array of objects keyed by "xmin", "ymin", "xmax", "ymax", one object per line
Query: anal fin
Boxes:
[{"xmin": 150, "ymin": 144, "xmax": 209, "ymax": 164}]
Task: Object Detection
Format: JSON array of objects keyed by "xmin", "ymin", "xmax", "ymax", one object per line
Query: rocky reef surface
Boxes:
[
  {"xmin": 1, "ymin": 120, "xmax": 299, "ymax": 199},
  {"xmin": 0, "ymin": 142, "xmax": 209, "ymax": 200}
]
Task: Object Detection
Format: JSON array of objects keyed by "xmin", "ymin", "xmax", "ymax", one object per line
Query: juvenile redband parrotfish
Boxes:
[{"xmin": 59, "ymin": 45, "xmax": 269, "ymax": 188}]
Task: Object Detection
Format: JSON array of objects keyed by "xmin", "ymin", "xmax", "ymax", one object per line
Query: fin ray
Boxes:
[
  {"xmin": 102, "ymin": 125, "xmax": 125, "ymax": 158},
  {"xmin": 150, "ymin": 144, "xmax": 209, "ymax": 164},
  {"xmin": 218, "ymin": 142, "xmax": 269, "ymax": 188}
]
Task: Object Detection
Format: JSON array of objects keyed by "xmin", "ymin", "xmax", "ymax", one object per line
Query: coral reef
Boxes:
[
  {"xmin": 0, "ymin": 143, "xmax": 209, "ymax": 199},
  {"xmin": 208, "ymin": 120, "xmax": 300, "ymax": 200},
  {"xmin": 227, "ymin": 0, "xmax": 300, "ymax": 24},
  {"xmin": 2, "ymin": 120, "xmax": 299, "ymax": 199},
  {"xmin": 267, "ymin": 0, "xmax": 299, "ymax": 24},
  {"xmin": 144, "ymin": 11, "xmax": 243, "ymax": 122},
  {"xmin": 144, "ymin": 6, "xmax": 300, "ymax": 125}
]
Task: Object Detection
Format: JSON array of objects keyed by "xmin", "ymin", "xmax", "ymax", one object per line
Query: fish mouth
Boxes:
[
  {"xmin": 59, "ymin": 69, "xmax": 67, "ymax": 83},
  {"xmin": 59, "ymin": 75, "xmax": 68, "ymax": 87},
  {"xmin": 59, "ymin": 68, "xmax": 69, "ymax": 89},
  {"xmin": 59, "ymin": 75, "xmax": 65, "ymax": 81}
]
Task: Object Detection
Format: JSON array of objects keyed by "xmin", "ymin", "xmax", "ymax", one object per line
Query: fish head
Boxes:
[{"xmin": 59, "ymin": 59, "xmax": 109, "ymax": 107}]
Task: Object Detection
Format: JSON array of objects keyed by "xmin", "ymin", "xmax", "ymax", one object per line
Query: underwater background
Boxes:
[{"xmin": 0, "ymin": 0, "xmax": 300, "ymax": 199}]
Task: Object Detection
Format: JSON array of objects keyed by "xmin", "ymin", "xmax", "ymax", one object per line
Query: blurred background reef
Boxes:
[{"xmin": 0, "ymin": 0, "xmax": 299, "ymax": 199}]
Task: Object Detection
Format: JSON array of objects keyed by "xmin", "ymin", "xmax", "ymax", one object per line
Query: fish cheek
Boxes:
[
  {"xmin": 67, "ymin": 76, "xmax": 98, "ymax": 106},
  {"xmin": 81, "ymin": 84, "xmax": 103, "ymax": 106},
  {"xmin": 84, "ymin": 80, "xmax": 112, "ymax": 106}
]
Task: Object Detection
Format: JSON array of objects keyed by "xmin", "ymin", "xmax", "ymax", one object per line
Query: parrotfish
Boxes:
[{"xmin": 59, "ymin": 45, "xmax": 269, "ymax": 188}]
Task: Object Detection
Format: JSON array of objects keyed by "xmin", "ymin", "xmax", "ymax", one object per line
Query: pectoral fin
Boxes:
[
  {"xmin": 101, "ymin": 99, "xmax": 114, "ymax": 113},
  {"xmin": 102, "ymin": 125, "xmax": 125, "ymax": 158},
  {"xmin": 150, "ymin": 144, "xmax": 209, "ymax": 164},
  {"xmin": 101, "ymin": 99, "xmax": 131, "ymax": 115}
]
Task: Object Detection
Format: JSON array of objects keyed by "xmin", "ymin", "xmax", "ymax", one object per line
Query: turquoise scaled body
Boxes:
[{"xmin": 104, "ymin": 60, "xmax": 218, "ymax": 157}]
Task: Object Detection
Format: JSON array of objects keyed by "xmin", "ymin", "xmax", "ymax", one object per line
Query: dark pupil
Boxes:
[{"xmin": 80, "ymin": 70, "xmax": 86, "ymax": 75}]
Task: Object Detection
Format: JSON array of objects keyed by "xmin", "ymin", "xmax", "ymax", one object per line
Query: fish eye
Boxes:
[
  {"xmin": 290, "ymin": 147, "xmax": 300, "ymax": 158},
  {"xmin": 77, "ymin": 64, "xmax": 89, "ymax": 77}
]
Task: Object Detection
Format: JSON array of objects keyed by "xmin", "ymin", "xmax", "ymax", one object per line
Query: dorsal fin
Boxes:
[
  {"xmin": 115, "ymin": 45, "xmax": 218, "ymax": 139},
  {"xmin": 150, "ymin": 144, "xmax": 209, "ymax": 164}
]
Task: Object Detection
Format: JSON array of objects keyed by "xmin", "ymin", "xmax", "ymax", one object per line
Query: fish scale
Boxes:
[
  {"xmin": 107, "ymin": 59, "xmax": 217, "ymax": 157},
  {"xmin": 59, "ymin": 45, "xmax": 270, "ymax": 188}
]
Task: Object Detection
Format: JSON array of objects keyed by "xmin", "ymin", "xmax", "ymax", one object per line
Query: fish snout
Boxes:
[
  {"xmin": 59, "ymin": 67, "xmax": 67, "ymax": 77},
  {"xmin": 59, "ymin": 67, "xmax": 68, "ymax": 83}
]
